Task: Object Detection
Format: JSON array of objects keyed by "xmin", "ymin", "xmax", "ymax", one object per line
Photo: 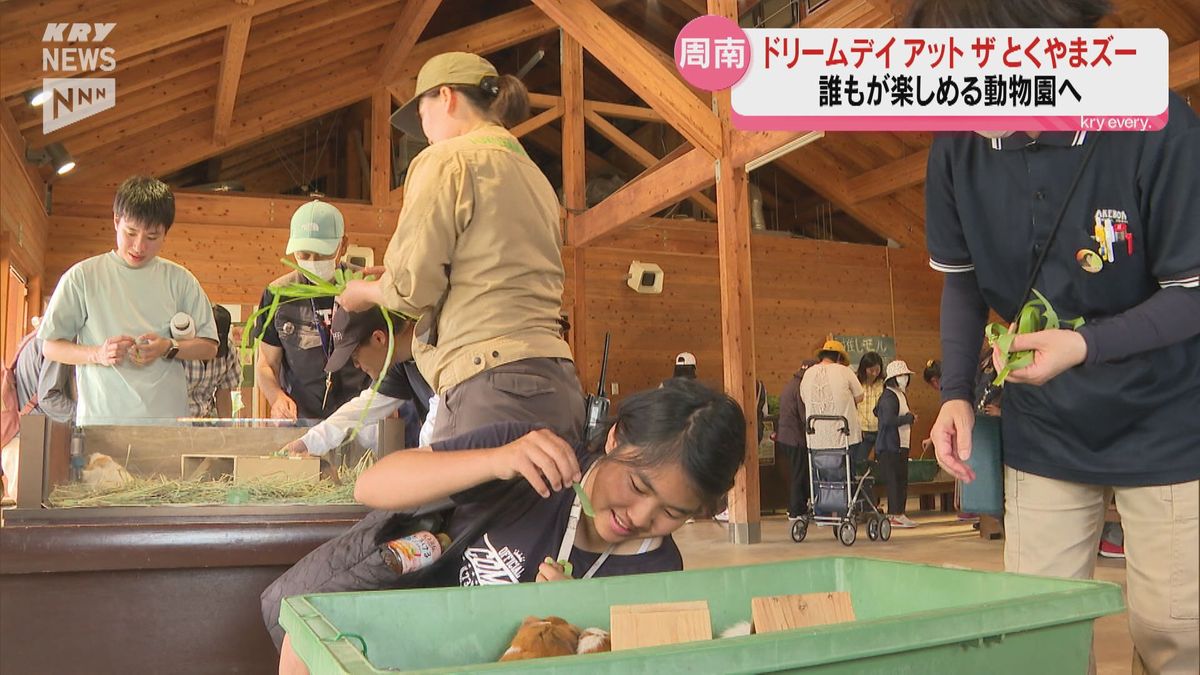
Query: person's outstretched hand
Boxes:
[{"xmin": 931, "ymin": 399, "xmax": 977, "ymax": 482}]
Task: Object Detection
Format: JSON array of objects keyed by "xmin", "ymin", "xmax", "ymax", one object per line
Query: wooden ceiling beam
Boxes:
[
  {"xmin": 1170, "ymin": 41, "xmax": 1199, "ymax": 90},
  {"xmin": 845, "ymin": 149, "xmax": 929, "ymax": 204},
  {"xmin": 774, "ymin": 147, "xmax": 923, "ymax": 248},
  {"xmin": 573, "ymin": 130, "xmax": 811, "ymax": 245},
  {"xmin": 530, "ymin": 0, "xmax": 722, "ymax": 158},
  {"xmin": 583, "ymin": 100, "xmax": 663, "ymax": 123},
  {"xmin": 375, "ymin": 0, "xmax": 443, "ymax": 84},
  {"xmin": 0, "ymin": 0, "xmax": 311, "ymax": 98},
  {"xmin": 510, "ymin": 103, "xmax": 564, "ymax": 138},
  {"xmin": 251, "ymin": 0, "xmax": 397, "ymax": 52},
  {"xmin": 213, "ymin": 17, "xmax": 253, "ymax": 145},
  {"xmin": 583, "ymin": 108, "xmax": 716, "ymax": 216}
]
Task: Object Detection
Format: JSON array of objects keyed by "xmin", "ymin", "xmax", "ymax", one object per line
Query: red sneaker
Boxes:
[{"xmin": 1098, "ymin": 539, "xmax": 1125, "ymax": 559}]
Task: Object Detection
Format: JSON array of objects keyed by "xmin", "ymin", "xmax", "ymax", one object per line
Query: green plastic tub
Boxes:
[{"xmin": 280, "ymin": 557, "xmax": 1123, "ymax": 674}]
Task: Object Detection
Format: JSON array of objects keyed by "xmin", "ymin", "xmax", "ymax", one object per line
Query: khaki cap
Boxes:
[{"xmin": 390, "ymin": 52, "xmax": 499, "ymax": 142}]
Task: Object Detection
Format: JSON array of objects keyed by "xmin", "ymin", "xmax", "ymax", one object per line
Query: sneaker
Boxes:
[
  {"xmin": 1099, "ymin": 539, "xmax": 1125, "ymax": 559},
  {"xmin": 714, "ymin": 509, "xmax": 730, "ymax": 522},
  {"xmin": 889, "ymin": 514, "xmax": 918, "ymax": 528},
  {"xmin": 787, "ymin": 514, "xmax": 803, "ymax": 523},
  {"xmin": 957, "ymin": 512, "xmax": 980, "ymax": 523}
]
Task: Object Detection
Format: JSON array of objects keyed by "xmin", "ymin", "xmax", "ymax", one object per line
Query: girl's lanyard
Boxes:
[
  {"xmin": 555, "ymin": 472, "xmax": 655, "ymax": 579},
  {"xmin": 309, "ymin": 298, "xmax": 334, "ymax": 409}
]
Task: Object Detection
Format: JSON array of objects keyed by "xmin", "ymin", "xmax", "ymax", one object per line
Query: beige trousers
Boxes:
[{"xmin": 1004, "ymin": 467, "xmax": 1199, "ymax": 674}]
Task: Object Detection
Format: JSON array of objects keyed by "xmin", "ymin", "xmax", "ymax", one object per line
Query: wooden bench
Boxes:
[{"xmin": 874, "ymin": 480, "xmax": 956, "ymax": 512}]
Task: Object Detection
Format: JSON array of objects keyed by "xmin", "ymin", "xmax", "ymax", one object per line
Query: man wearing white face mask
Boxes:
[
  {"xmin": 253, "ymin": 200, "xmax": 369, "ymax": 421},
  {"xmin": 873, "ymin": 360, "xmax": 917, "ymax": 528}
]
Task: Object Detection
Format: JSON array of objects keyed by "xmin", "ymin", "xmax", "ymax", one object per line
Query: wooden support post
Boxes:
[
  {"xmin": 711, "ymin": 0, "xmax": 760, "ymax": 544},
  {"xmin": 370, "ymin": 89, "xmax": 392, "ymax": 206},
  {"xmin": 561, "ymin": 30, "xmax": 589, "ymax": 383},
  {"xmin": 571, "ymin": 246, "xmax": 589, "ymax": 389},
  {"xmin": 561, "ymin": 31, "xmax": 586, "ymax": 221}
]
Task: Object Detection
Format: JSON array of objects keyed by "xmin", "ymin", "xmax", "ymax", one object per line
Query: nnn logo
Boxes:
[
  {"xmin": 42, "ymin": 78, "xmax": 116, "ymax": 133},
  {"xmin": 41, "ymin": 23, "xmax": 118, "ymax": 134}
]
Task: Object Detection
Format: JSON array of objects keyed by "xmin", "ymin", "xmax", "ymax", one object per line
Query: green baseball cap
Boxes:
[
  {"xmin": 390, "ymin": 51, "xmax": 499, "ymax": 142},
  {"xmin": 286, "ymin": 200, "xmax": 344, "ymax": 255}
]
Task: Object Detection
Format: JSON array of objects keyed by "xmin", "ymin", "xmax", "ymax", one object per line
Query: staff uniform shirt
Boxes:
[
  {"xmin": 38, "ymin": 252, "xmax": 217, "ymax": 426},
  {"xmin": 255, "ymin": 270, "xmax": 370, "ymax": 420},
  {"xmin": 431, "ymin": 422, "xmax": 682, "ymax": 587},
  {"xmin": 925, "ymin": 93, "xmax": 1200, "ymax": 486},
  {"xmin": 378, "ymin": 125, "xmax": 573, "ymax": 395}
]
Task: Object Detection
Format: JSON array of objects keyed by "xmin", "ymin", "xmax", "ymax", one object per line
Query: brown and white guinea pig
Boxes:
[
  {"xmin": 81, "ymin": 453, "xmax": 132, "ymax": 490},
  {"xmin": 499, "ymin": 616, "xmax": 581, "ymax": 662},
  {"xmin": 575, "ymin": 627, "xmax": 611, "ymax": 655}
]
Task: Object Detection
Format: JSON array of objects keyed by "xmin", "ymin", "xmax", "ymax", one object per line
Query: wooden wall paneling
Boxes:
[{"xmin": 0, "ymin": 105, "xmax": 48, "ymax": 279}]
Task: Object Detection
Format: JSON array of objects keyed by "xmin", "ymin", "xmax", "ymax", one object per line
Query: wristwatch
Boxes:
[{"xmin": 164, "ymin": 338, "xmax": 180, "ymax": 360}]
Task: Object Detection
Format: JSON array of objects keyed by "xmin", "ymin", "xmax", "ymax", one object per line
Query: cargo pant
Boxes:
[
  {"xmin": 432, "ymin": 357, "xmax": 585, "ymax": 446},
  {"xmin": 1004, "ymin": 468, "xmax": 1199, "ymax": 674}
]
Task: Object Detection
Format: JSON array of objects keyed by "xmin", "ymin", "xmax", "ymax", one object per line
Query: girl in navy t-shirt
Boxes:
[{"xmin": 276, "ymin": 379, "xmax": 747, "ymax": 673}]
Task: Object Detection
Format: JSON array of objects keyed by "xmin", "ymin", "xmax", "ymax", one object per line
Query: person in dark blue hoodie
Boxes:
[{"xmin": 874, "ymin": 360, "xmax": 917, "ymax": 528}]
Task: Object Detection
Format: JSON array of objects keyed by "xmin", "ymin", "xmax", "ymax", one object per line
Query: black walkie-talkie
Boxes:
[{"xmin": 584, "ymin": 333, "xmax": 612, "ymax": 442}]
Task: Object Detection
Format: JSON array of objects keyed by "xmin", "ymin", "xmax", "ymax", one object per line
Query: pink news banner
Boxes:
[{"xmin": 674, "ymin": 17, "xmax": 1171, "ymax": 132}]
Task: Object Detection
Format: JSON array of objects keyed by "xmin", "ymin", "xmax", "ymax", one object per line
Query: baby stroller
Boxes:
[{"xmin": 791, "ymin": 415, "xmax": 891, "ymax": 546}]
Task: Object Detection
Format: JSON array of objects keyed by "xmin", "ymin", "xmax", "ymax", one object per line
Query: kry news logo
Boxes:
[{"xmin": 41, "ymin": 22, "xmax": 117, "ymax": 134}]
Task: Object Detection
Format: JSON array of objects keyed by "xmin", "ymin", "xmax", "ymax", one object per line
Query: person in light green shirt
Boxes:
[{"xmin": 38, "ymin": 176, "xmax": 218, "ymax": 426}]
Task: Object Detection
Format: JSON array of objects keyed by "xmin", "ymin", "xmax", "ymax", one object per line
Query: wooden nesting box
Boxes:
[{"xmin": 181, "ymin": 454, "xmax": 320, "ymax": 483}]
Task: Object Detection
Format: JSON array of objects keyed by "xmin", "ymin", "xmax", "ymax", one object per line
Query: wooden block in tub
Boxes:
[
  {"xmin": 610, "ymin": 601, "xmax": 712, "ymax": 651},
  {"xmin": 751, "ymin": 592, "xmax": 855, "ymax": 633},
  {"xmin": 233, "ymin": 456, "xmax": 319, "ymax": 482}
]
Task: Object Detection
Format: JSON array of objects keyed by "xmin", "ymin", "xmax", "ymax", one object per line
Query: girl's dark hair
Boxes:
[
  {"xmin": 213, "ymin": 304, "xmax": 232, "ymax": 358},
  {"xmin": 443, "ymin": 74, "xmax": 530, "ymax": 130},
  {"xmin": 905, "ymin": 0, "xmax": 1110, "ymax": 29},
  {"xmin": 113, "ymin": 175, "xmax": 175, "ymax": 231},
  {"xmin": 856, "ymin": 352, "xmax": 884, "ymax": 384},
  {"xmin": 923, "ymin": 359, "xmax": 942, "ymax": 384},
  {"xmin": 593, "ymin": 379, "xmax": 746, "ymax": 514}
]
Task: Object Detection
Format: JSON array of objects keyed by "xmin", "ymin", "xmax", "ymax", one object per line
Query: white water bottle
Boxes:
[{"xmin": 170, "ymin": 313, "xmax": 196, "ymax": 340}]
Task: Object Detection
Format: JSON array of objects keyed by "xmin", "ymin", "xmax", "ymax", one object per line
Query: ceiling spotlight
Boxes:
[
  {"xmin": 24, "ymin": 88, "xmax": 51, "ymax": 107},
  {"xmin": 26, "ymin": 142, "xmax": 76, "ymax": 175}
]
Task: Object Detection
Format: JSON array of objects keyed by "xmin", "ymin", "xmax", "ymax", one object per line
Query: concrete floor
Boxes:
[{"xmin": 674, "ymin": 512, "xmax": 1132, "ymax": 674}]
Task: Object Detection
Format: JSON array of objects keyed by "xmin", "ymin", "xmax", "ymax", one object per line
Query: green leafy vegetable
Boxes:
[
  {"xmin": 573, "ymin": 481, "xmax": 595, "ymax": 517},
  {"xmin": 985, "ymin": 289, "xmax": 1085, "ymax": 386},
  {"xmin": 241, "ymin": 259, "xmax": 410, "ymax": 444}
]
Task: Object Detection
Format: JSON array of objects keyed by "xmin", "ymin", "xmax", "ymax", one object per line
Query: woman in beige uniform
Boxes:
[{"xmin": 340, "ymin": 51, "xmax": 584, "ymax": 444}]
